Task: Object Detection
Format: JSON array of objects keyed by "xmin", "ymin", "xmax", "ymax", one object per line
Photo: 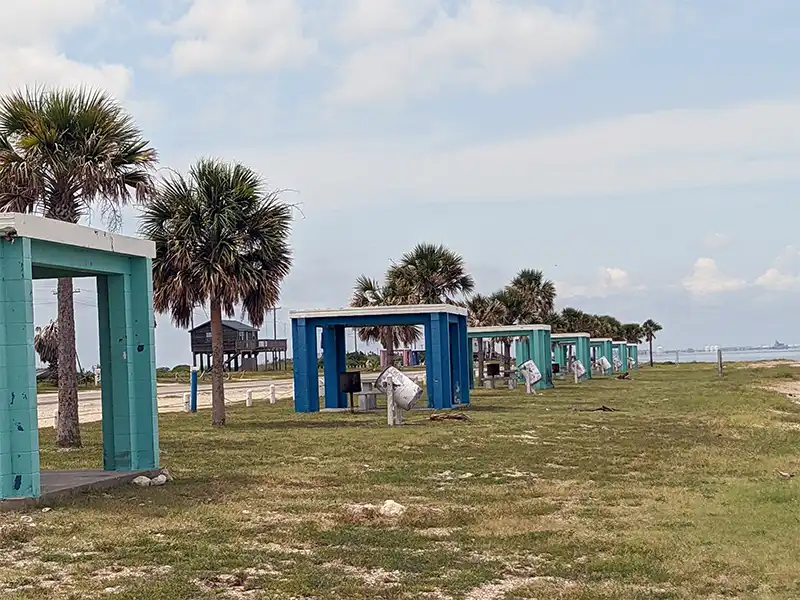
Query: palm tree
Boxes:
[
  {"xmin": 561, "ymin": 307, "xmax": 596, "ymax": 334},
  {"xmin": 466, "ymin": 293, "xmax": 506, "ymax": 385},
  {"xmin": 594, "ymin": 314, "xmax": 624, "ymax": 339},
  {"xmin": 641, "ymin": 319, "xmax": 663, "ymax": 367},
  {"xmin": 0, "ymin": 87, "xmax": 157, "ymax": 447},
  {"xmin": 623, "ymin": 323, "xmax": 644, "ymax": 344},
  {"xmin": 34, "ymin": 321, "xmax": 59, "ymax": 383},
  {"xmin": 351, "ymin": 275, "xmax": 420, "ymax": 364},
  {"xmin": 491, "ymin": 289, "xmax": 524, "ymax": 374},
  {"xmin": 508, "ymin": 269, "xmax": 556, "ymax": 322},
  {"xmin": 140, "ymin": 158, "xmax": 292, "ymax": 427},
  {"xmin": 386, "ymin": 243, "xmax": 475, "ymax": 304},
  {"xmin": 540, "ymin": 310, "xmax": 566, "ymax": 333}
]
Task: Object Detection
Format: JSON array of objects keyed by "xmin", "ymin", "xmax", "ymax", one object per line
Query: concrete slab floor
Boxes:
[{"xmin": 0, "ymin": 468, "xmax": 163, "ymax": 512}]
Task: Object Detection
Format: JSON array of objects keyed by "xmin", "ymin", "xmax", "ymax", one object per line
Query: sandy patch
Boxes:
[
  {"xmin": 745, "ymin": 360, "xmax": 800, "ymax": 369},
  {"xmin": 464, "ymin": 576, "xmax": 573, "ymax": 600},
  {"xmin": 759, "ymin": 382, "xmax": 800, "ymax": 405},
  {"xmin": 322, "ymin": 560, "xmax": 403, "ymax": 587}
]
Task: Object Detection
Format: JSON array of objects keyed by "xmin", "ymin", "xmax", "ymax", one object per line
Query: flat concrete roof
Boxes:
[
  {"xmin": 468, "ymin": 324, "xmax": 551, "ymax": 334},
  {"xmin": 612, "ymin": 340, "xmax": 628, "ymax": 345},
  {"xmin": 552, "ymin": 332, "xmax": 591, "ymax": 339},
  {"xmin": 0, "ymin": 213, "xmax": 155, "ymax": 258},
  {"xmin": 290, "ymin": 304, "xmax": 467, "ymax": 320},
  {"xmin": 590, "ymin": 337, "xmax": 614, "ymax": 342}
]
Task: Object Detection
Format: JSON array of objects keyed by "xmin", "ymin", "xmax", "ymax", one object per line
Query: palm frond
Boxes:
[{"xmin": 141, "ymin": 158, "xmax": 293, "ymax": 330}]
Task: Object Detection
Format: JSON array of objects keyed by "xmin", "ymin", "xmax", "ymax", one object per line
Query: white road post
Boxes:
[
  {"xmin": 183, "ymin": 393, "xmax": 191, "ymax": 412},
  {"xmin": 246, "ymin": 389, "xmax": 253, "ymax": 407},
  {"xmin": 269, "ymin": 384, "xmax": 276, "ymax": 404}
]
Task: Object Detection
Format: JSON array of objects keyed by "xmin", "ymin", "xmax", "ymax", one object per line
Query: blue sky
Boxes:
[{"xmin": 5, "ymin": 0, "xmax": 800, "ymax": 366}]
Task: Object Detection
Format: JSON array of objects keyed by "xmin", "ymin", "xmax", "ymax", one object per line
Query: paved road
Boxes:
[
  {"xmin": 36, "ymin": 369, "xmax": 426, "ymax": 429},
  {"xmin": 36, "ymin": 378, "xmax": 296, "ymax": 429}
]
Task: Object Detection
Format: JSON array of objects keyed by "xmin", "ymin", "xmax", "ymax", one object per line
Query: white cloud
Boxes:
[
  {"xmin": 328, "ymin": 0, "xmax": 598, "ymax": 105},
  {"xmin": 334, "ymin": 0, "xmax": 439, "ymax": 41},
  {"xmin": 754, "ymin": 268, "xmax": 800, "ymax": 292},
  {"xmin": 0, "ymin": 1, "xmax": 131, "ymax": 98},
  {"xmin": 232, "ymin": 99, "xmax": 800, "ymax": 208},
  {"xmin": 772, "ymin": 244, "xmax": 800, "ymax": 271},
  {"xmin": 164, "ymin": 0, "xmax": 317, "ymax": 74},
  {"xmin": 753, "ymin": 246, "xmax": 800, "ymax": 291},
  {"xmin": 702, "ymin": 232, "xmax": 732, "ymax": 250},
  {"xmin": 558, "ymin": 267, "xmax": 643, "ymax": 299},
  {"xmin": 682, "ymin": 258, "xmax": 746, "ymax": 296}
]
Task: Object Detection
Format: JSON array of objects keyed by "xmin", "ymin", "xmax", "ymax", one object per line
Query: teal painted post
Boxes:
[
  {"xmin": 542, "ymin": 330, "xmax": 553, "ymax": 388},
  {"xmin": 579, "ymin": 338, "xmax": 591, "ymax": 380},
  {"xmin": 429, "ymin": 313, "xmax": 452, "ymax": 409},
  {"xmin": 291, "ymin": 318, "xmax": 319, "ymax": 412},
  {"xmin": 616, "ymin": 343, "xmax": 629, "ymax": 373},
  {"xmin": 96, "ymin": 258, "xmax": 159, "ymax": 472},
  {"xmin": 424, "ymin": 320, "xmax": 435, "ymax": 407},
  {"xmin": 129, "ymin": 258, "xmax": 159, "ymax": 469},
  {"xmin": 0, "ymin": 238, "xmax": 40, "ymax": 499},
  {"xmin": 458, "ymin": 316, "xmax": 470, "ymax": 405},
  {"xmin": 630, "ymin": 346, "xmax": 639, "ymax": 369},
  {"xmin": 554, "ymin": 344, "xmax": 566, "ymax": 372},
  {"xmin": 449, "ymin": 318, "xmax": 469, "ymax": 405},
  {"xmin": 468, "ymin": 337, "xmax": 475, "ymax": 390},
  {"xmin": 514, "ymin": 338, "xmax": 527, "ymax": 383},
  {"xmin": 322, "ymin": 326, "xmax": 347, "ymax": 409}
]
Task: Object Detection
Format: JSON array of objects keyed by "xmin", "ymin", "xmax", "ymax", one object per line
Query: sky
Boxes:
[{"xmin": 4, "ymin": 0, "xmax": 800, "ymax": 367}]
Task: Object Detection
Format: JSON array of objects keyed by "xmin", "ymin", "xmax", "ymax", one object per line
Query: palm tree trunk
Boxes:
[
  {"xmin": 210, "ymin": 297, "xmax": 226, "ymax": 426},
  {"xmin": 649, "ymin": 337, "xmax": 654, "ymax": 368},
  {"xmin": 503, "ymin": 340, "xmax": 511, "ymax": 375},
  {"xmin": 385, "ymin": 328, "xmax": 395, "ymax": 367},
  {"xmin": 56, "ymin": 278, "xmax": 81, "ymax": 448},
  {"xmin": 477, "ymin": 337, "xmax": 485, "ymax": 385}
]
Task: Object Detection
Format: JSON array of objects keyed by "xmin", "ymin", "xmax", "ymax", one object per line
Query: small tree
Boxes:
[
  {"xmin": 141, "ymin": 158, "xmax": 293, "ymax": 426},
  {"xmin": 0, "ymin": 87, "xmax": 157, "ymax": 447},
  {"xmin": 466, "ymin": 294, "xmax": 506, "ymax": 385},
  {"xmin": 641, "ymin": 319, "xmax": 663, "ymax": 367},
  {"xmin": 34, "ymin": 321, "xmax": 59, "ymax": 383},
  {"xmin": 351, "ymin": 275, "xmax": 420, "ymax": 364}
]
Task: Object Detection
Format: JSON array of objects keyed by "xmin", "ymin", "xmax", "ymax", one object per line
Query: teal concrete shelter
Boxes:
[
  {"xmin": 551, "ymin": 333, "xmax": 591, "ymax": 381},
  {"xmin": 612, "ymin": 341, "xmax": 629, "ymax": 373},
  {"xmin": 0, "ymin": 214, "xmax": 158, "ymax": 500},
  {"xmin": 590, "ymin": 338, "xmax": 614, "ymax": 375},
  {"xmin": 467, "ymin": 325, "xmax": 552, "ymax": 390},
  {"xmin": 627, "ymin": 344, "xmax": 639, "ymax": 369}
]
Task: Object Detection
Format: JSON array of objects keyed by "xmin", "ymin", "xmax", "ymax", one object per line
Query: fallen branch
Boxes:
[
  {"xmin": 430, "ymin": 412, "xmax": 470, "ymax": 421},
  {"xmin": 577, "ymin": 405, "xmax": 617, "ymax": 412}
]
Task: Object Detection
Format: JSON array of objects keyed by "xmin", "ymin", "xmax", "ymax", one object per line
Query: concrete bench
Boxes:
[
  {"xmin": 355, "ymin": 381, "xmax": 381, "ymax": 411},
  {"xmin": 483, "ymin": 375, "xmax": 518, "ymax": 390}
]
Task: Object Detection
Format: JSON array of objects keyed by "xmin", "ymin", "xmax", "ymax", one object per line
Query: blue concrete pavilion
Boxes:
[{"xmin": 290, "ymin": 305, "xmax": 469, "ymax": 412}]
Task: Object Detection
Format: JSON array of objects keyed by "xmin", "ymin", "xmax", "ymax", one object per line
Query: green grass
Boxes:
[{"xmin": 3, "ymin": 363, "xmax": 800, "ymax": 599}]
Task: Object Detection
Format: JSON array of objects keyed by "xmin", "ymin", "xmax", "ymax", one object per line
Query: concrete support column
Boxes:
[
  {"xmin": 96, "ymin": 256, "xmax": 159, "ymax": 472},
  {"xmin": 428, "ymin": 313, "xmax": 452, "ymax": 409},
  {"xmin": 292, "ymin": 318, "xmax": 319, "ymax": 412},
  {"xmin": 455, "ymin": 316, "xmax": 470, "ymax": 405},
  {"xmin": 0, "ymin": 237, "xmax": 39, "ymax": 499},
  {"xmin": 424, "ymin": 320, "xmax": 435, "ymax": 408},
  {"xmin": 322, "ymin": 325, "xmax": 347, "ymax": 409}
]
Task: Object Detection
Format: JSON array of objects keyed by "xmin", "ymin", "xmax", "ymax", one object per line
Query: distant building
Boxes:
[{"xmin": 189, "ymin": 320, "xmax": 287, "ymax": 371}]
